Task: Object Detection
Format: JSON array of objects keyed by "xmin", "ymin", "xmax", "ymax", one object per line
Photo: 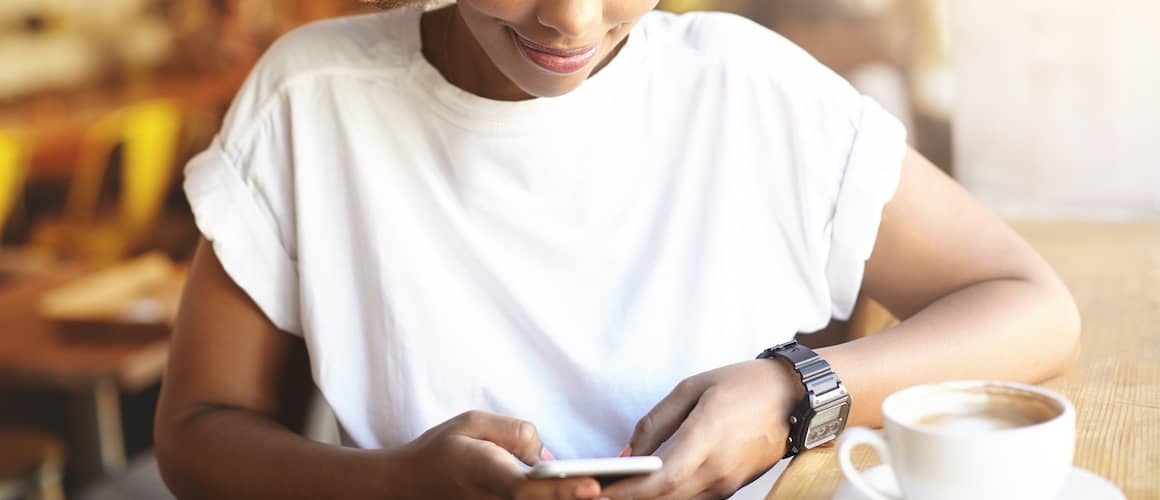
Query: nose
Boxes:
[{"xmin": 535, "ymin": 0, "xmax": 603, "ymax": 40}]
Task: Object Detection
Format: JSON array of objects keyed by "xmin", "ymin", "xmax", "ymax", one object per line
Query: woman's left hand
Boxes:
[{"xmin": 600, "ymin": 359, "xmax": 804, "ymax": 500}]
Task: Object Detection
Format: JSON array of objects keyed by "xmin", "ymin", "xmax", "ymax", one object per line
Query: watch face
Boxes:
[{"xmin": 803, "ymin": 402, "xmax": 850, "ymax": 449}]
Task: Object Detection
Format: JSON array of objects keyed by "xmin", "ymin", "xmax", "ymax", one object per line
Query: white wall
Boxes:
[{"xmin": 952, "ymin": 0, "xmax": 1160, "ymax": 220}]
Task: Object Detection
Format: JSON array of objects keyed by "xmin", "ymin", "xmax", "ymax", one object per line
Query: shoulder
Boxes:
[
  {"xmin": 217, "ymin": 8, "xmax": 418, "ymax": 152},
  {"xmin": 637, "ymin": 10, "xmax": 862, "ymax": 117},
  {"xmin": 637, "ymin": 11, "xmax": 816, "ymax": 72},
  {"xmin": 256, "ymin": 9, "xmax": 416, "ymax": 86},
  {"xmin": 637, "ymin": 11, "xmax": 778, "ymax": 50}
]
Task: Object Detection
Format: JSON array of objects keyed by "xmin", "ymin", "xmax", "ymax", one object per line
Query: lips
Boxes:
[{"xmin": 511, "ymin": 30, "xmax": 599, "ymax": 75}]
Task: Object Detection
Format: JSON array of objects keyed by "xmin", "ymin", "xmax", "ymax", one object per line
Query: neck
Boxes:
[{"xmin": 421, "ymin": 6, "xmax": 534, "ymax": 101}]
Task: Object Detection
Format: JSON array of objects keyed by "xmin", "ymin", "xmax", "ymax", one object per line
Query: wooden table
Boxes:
[
  {"xmin": 767, "ymin": 221, "xmax": 1160, "ymax": 499},
  {"xmin": 0, "ymin": 266, "xmax": 170, "ymax": 483}
]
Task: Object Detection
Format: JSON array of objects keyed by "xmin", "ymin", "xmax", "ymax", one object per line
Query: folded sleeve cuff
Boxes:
[
  {"xmin": 825, "ymin": 97, "xmax": 908, "ymax": 320},
  {"xmin": 184, "ymin": 139, "xmax": 302, "ymax": 335}
]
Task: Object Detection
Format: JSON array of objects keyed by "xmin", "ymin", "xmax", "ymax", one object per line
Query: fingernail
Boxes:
[
  {"xmin": 619, "ymin": 445, "xmax": 632, "ymax": 457},
  {"xmin": 575, "ymin": 482, "xmax": 600, "ymax": 498},
  {"xmin": 540, "ymin": 447, "xmax": 556, "ymax": 461}
]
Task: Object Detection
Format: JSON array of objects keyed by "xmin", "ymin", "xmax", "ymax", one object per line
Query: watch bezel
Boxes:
[{"xmin": 800, "ymin": 396, "xmax": 852, "ymax": 449}]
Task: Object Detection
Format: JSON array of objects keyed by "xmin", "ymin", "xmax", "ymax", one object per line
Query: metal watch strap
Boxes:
[
  {"xmin": 757, "ymin": 341, "xmax": 847, "ymax": 457},
  {"xmin": 760, "ymin": 342, "xmax": 842, "ymax": 399}
]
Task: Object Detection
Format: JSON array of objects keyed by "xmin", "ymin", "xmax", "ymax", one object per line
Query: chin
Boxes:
[
  {"xmin": 516, "ymin": 77, "xmax": 588, "ymax": 98},
  {"xmin": 497, "ymin": 63, "xmax": 591, "ymax": 97}
]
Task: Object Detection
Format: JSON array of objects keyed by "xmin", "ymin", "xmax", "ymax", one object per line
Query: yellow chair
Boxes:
[
  {"xmin": 68, "ymin": 99, "xmax": 183, "ymax": 238},
  {"xmin": 0, "ymin": 131, "xmax": 27, "ymax": 243},
  {"xmin": 34, "ymin": 99, "xmax": 183, "ymax": 262}
]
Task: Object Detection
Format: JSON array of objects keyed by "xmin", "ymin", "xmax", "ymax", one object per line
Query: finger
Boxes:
[
  {"xmin": 690, "ymin": 490, "xmax": 727, "ymax": 500},
  {"xmin": 680, "ymin": 465, "xmax": 741, "ymax": 500},
  {"xmin": 514, "ymin": 477, "xmax": 602, "ymax": 500},
  {"xmin": 458, "ymin": 435, "xmax": 527, "ymax": 497},
  {"xmin": 622, "ymin": 460, "xmax": 722, "ymax": 500},
  {"xmin": 455, "ymin": 410, "xmax": 546, "ymax": 466},
  {"xmin": 630, "ymin": 377, "xmax": 707, "ymax": 456},
  {"xmin": 605, "ymin": 404, "xmax": 717, "ymax": 499}
]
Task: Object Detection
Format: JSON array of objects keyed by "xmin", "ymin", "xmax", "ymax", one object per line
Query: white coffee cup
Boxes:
[{"xmin": 838, "ymin": 381, "xmax": 1075, "ymax": 500}]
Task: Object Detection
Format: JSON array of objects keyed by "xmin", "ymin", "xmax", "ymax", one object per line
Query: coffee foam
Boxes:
[{"xmin": 889, "ymin": 384, "xmax": 1063, "ymax": 434}]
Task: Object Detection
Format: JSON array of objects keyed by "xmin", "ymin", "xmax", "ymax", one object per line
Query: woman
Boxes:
[{"xmin": 154, "ymin": 0, "xmax": 1080, "ymax": 498}]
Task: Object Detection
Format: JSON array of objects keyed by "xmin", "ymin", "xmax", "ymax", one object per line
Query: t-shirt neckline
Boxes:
[{"xmin": 402, "ymin": 6, "xmax": 647, "ymax": 132}]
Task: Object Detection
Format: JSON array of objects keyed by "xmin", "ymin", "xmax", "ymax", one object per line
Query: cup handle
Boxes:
[{"xmin": 837, "ymin": 427, "xmax": 900, "ymax": 500}]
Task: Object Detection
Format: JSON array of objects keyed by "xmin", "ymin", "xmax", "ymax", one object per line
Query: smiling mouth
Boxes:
[{"xmin": 510, "ymin": 30, "xmax": 600, "ymax": 75}]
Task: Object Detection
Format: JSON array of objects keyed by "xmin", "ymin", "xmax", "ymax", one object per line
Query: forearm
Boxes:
[
  {"xmin": 156, "ymin": 407, "xmax": 406, "ymax": 500},
  {"xmin": 822, "ymin": 278, "xmax": 1081, "ymax": 428}
]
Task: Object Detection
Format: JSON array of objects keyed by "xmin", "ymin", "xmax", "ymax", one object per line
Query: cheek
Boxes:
[{"xmin": 458, "ymin": 0, "xmax": 537, "ymax": 25}]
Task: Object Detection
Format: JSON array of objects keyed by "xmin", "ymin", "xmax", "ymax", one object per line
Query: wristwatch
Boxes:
[{"xmin": 757, "ymin": 341, "xmax": 851, "ymax": 458}]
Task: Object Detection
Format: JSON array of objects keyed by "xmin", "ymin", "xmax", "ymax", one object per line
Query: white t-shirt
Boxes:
[{"xmin": 185, "ymin": 5, "xmax": 905, "ymax": 467}]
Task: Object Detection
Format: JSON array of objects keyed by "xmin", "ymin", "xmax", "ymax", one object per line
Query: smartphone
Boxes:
[{"xmin": 526, "ymin": 456, "xmax": 663, "ymax": 480}]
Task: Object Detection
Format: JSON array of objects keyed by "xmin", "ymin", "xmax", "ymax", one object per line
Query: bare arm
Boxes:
[
  {"xmin": 604, "ymin": 148, "xmax": 1081, "ymax": 499},
  {"xmin": 156, "ymin": 239, "xmax": 614, "ymax": 500},
  {"xmin": 154, "ymin": 239, "xmax": 399, "ymax": 499},
  {"xmin": 823, "ymin": 148, "xmax": 1081, "ymax": 427}
]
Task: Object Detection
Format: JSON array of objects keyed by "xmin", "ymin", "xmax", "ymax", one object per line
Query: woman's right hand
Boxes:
[
  {"xmin": 396, "ymin": 410, "xmax": 604, "ymax": 500},
  {"xmin": 156, "ymin": 241, "xmax": 602, "ymax": 499}
]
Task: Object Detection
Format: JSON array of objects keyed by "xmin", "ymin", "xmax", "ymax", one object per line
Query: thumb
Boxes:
[
  {"xmin": 630, "ymin": 378, "xmax": 706, "ymax": 456},
  {"xmin": 454, "ymin": 411, "xmax": 546, "ymax": 466},
  {"xmin": 457, "ymin": 435, "xmax": 526, "ymax": 496}
]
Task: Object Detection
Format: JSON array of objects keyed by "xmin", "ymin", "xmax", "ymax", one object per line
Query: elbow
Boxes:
[
  {"xmin": 154, "ymin": 404, "xmax": 211, "ymax": 500},
  {"xmin": 154, "ymin": 413, "xmax": 189, "ymax": 499},
  {"xmin": 1043, "ymin": 282, "xmax": 1082, "ymax": 380},
  {"xmin": 1061, "ymin": 296, "xmax": 1082, "ymax": 372}
]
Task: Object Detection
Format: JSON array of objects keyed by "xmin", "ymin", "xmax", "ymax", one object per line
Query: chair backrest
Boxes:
[
  {"xmin": 65, "ymin": 99, "xmax": 182, "ymax": 237},
  {"xmin": 0, "ymin": 131, "xmax": 27, "ymax": 239}
]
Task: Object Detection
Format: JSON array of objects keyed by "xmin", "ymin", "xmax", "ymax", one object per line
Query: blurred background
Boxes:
[{"xmin": 0, "ymin": 0, "xmax": 1155, "ymax": 499}]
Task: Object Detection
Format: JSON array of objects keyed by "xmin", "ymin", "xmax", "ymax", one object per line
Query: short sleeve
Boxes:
[
  {"xmin": 184, "ymin": 136, "xmax": 302, "ymax": 335},
  {"xmin": 678, "ymin": 12, "xmax": 909, "ymax": 323},
  {"xmin": 178, "ymin": 19, "xmax": 329, "ymax": 336},
  {"xmin": 823, "ymin": 97, "xmax": 908, "ymax": 320}
]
